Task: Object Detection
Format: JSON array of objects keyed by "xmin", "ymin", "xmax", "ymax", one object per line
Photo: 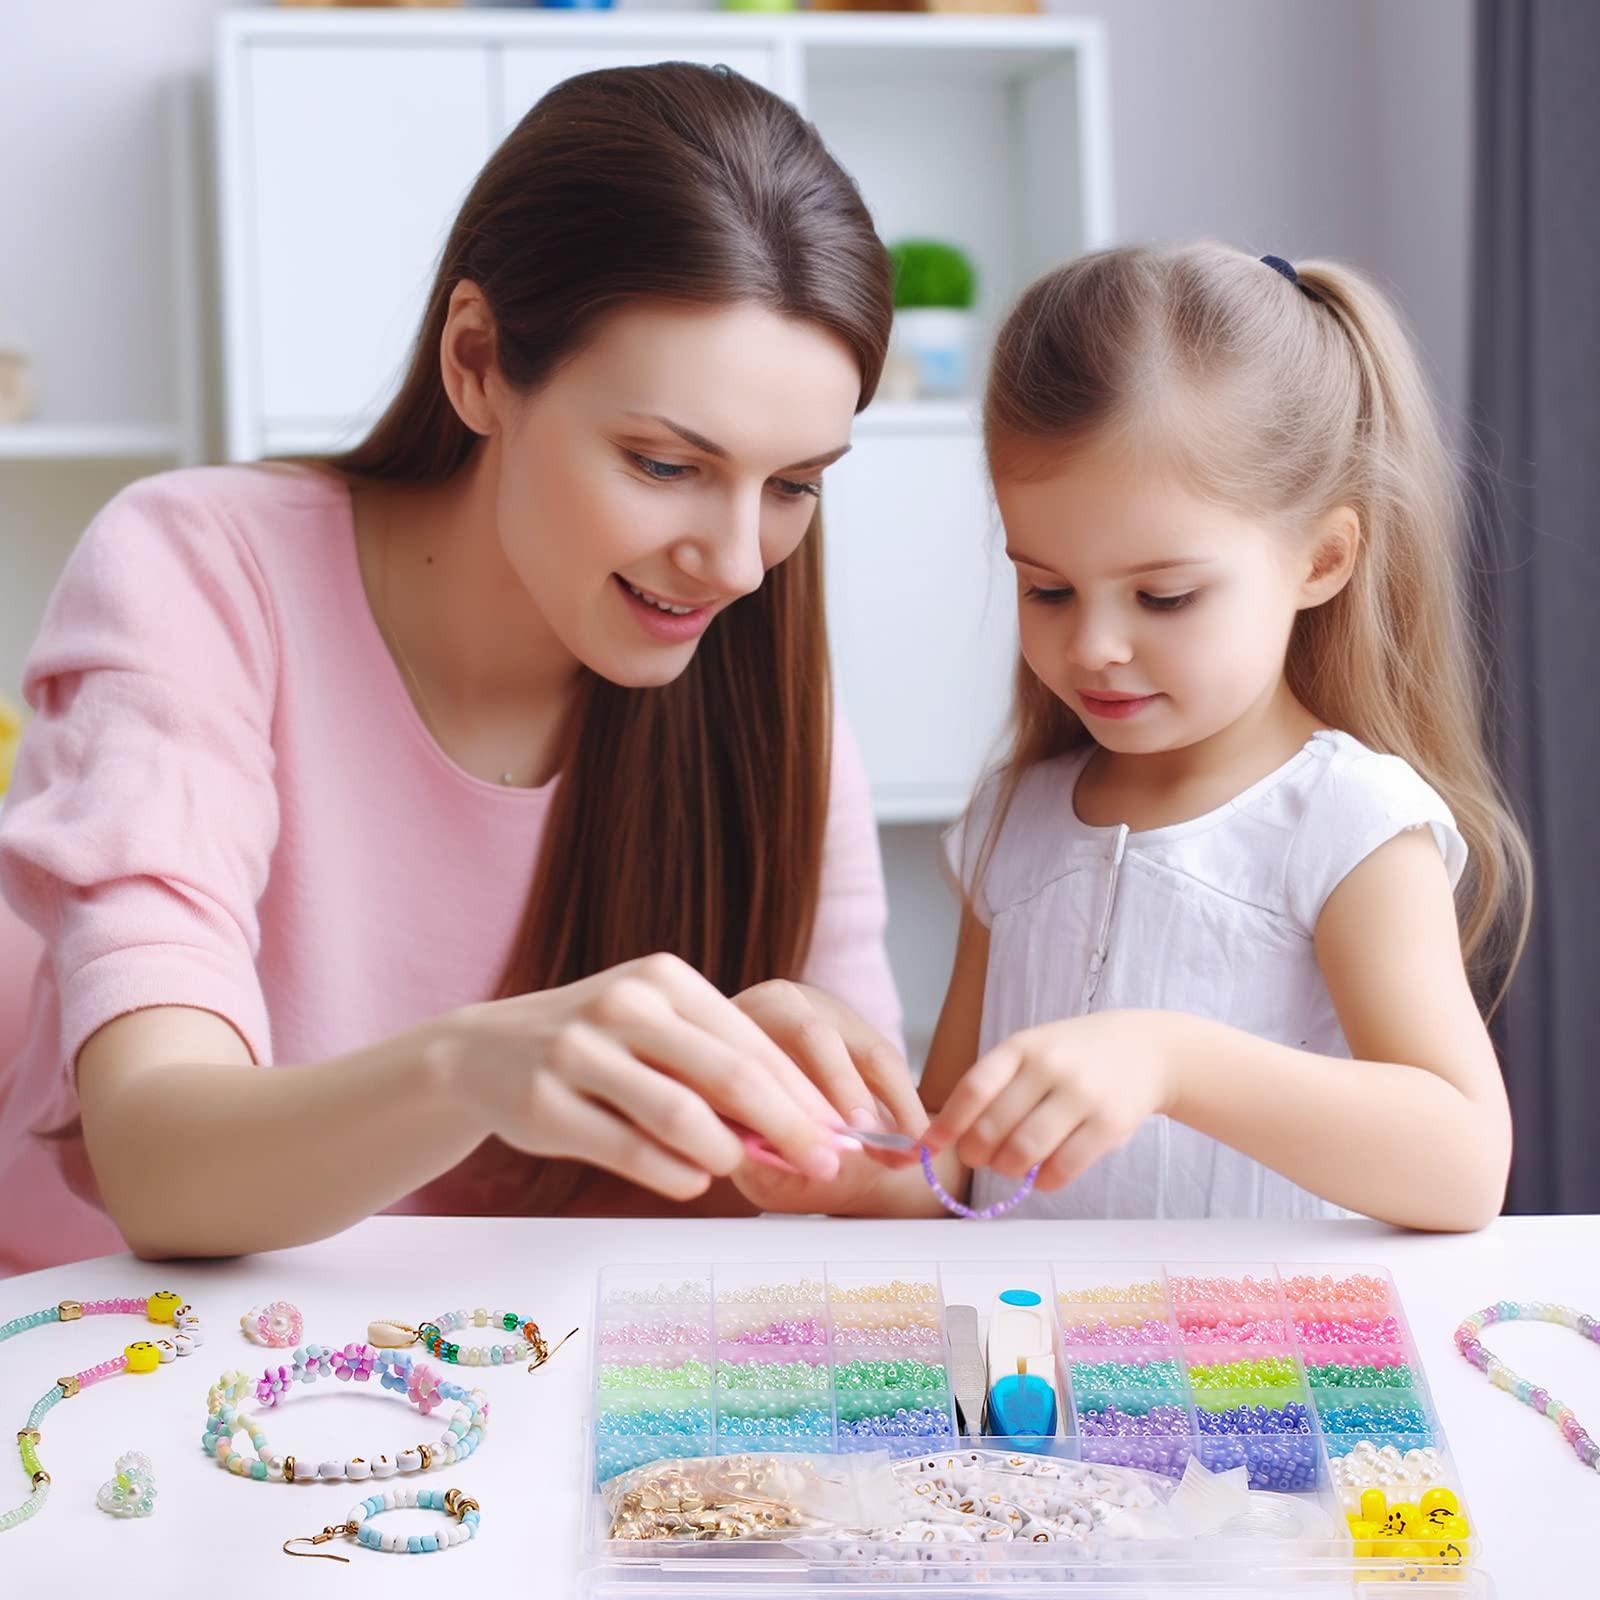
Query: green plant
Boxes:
[{"xmin": 889, "ymin": 239, "xmax": 977, "ymax": 311}]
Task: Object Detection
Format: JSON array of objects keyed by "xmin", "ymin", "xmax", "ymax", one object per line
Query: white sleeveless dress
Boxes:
[{"xmin": 943, "ymin": 730, "xmax": 1467, "ymax": 1220}]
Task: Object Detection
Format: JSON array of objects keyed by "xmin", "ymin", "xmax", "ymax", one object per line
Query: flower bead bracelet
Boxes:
[
  {"xmin": 203, "ymin": 1345, "xmax": 489, "ymax": 1484},
  {"xmin": 285, "ymin": 1485, "xmax": 481, "ymax": 1559}
]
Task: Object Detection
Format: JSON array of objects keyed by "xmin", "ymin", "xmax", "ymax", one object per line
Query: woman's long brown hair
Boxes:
[{"xmin": 329, "ymin": 65, "xmax": 892, "ymax": 1208}]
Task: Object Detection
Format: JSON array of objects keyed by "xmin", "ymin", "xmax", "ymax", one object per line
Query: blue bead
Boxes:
[{"xmin": 407, "ymin": 1535, "xmax": 423, "ymax": 1553}]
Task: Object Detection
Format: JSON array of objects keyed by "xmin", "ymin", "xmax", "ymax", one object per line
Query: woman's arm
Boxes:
[
  {"xmin": 80, "ymin": 951, "xmax": 867, "ymax": 1259},
  {"xmin": 1165, "ymin": 827, "xmax": 1512, "ymax": 1230}
]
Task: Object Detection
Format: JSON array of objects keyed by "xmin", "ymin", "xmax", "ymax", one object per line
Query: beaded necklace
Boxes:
[
  {"xmin": 1, "ymin": 1291, "xmax": 203, "ymax": 1532},
  {"xmin": 1455, "ymin": 1300, "xmax": 1600, "ymax": 1474}
]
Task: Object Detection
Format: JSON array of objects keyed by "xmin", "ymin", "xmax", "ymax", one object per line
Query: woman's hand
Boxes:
[
  {"xmin": 440, "ymin": 954, "xmax": 849, "ymax": 1202},
  {"xmin": 731, "ymin": 979, "xmax": 928, "ymax": 1147},
  {"xmin": 922, "ymin": 1011, "xmax": 1178, "ymax": 1192}
]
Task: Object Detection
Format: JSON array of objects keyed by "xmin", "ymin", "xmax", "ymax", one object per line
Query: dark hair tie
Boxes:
[{"xmin": 1260, "ymin": 253, "xmax": 1323, "ymax": 305}]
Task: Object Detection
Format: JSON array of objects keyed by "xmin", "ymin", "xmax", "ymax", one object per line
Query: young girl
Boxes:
[
  {"xmin": 738, "ymin": 243, "xmax": 1528, "ymax": 1231},
  {"xmin": 0, "ymin": 64, "xmax": 924, "ymax": 1274}
]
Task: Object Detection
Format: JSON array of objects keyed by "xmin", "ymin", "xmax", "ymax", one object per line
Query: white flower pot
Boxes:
[{"xmin": 891, "ymin": 308, "xmax": 976, "ymax": 399}]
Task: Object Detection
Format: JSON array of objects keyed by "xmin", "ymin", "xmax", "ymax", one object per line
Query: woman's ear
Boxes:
[
  {"xmin": 1298, "ymin": 505, "xmax": 1361, "ymax": 608},
  {"xmin": 439, "ymin": 280, "xmax": 500, "ymax": 437}
]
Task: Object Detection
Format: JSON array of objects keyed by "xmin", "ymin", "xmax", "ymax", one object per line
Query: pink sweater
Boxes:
[{"xmin": 0, "ymin": 466, "xmax": 902, "ymax": 1275}]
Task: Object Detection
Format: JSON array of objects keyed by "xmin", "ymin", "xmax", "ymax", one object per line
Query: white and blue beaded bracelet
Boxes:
[
  {"xmin": 203, "ymin": 1344, "xmax": 489, "ymax": 1483},
  {"xmin": 285, "ymin": 1485, "xmax": 481, "ymax": 1559}
]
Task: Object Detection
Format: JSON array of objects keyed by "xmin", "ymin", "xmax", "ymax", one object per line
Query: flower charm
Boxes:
[
  {"xmin": 407, "ymin": 1362, "xmax": 442, "ymax": 1415},
  {"xmin": 96, "ymin": 1450, "xmax": 157, "ymax": 1518},
  {"xmin": 256, "ymin": 1365, "xmax": 292, "ymax": 1408},
  {"xmin": 331, "ymin": 1342, "xmax": 376, "ymax": 1383}
]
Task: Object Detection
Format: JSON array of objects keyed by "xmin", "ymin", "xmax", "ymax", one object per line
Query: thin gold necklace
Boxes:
[{"xmin": 372, "ymin": 495, "xmax": 520, "ymax": 788}]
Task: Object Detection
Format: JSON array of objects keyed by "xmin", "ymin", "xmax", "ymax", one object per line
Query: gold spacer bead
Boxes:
[
  {"xmin": 56, "ymin": 1300, "xmax": 83, "ymax": 1322},
  {"xmin": 283, "ymin": 1455, "xmax": 296, "ymax": 1483},
  {"xmin": 32, "ymin": 1471, "xmax": 50, "ymax": 1489},
  {"xmin": 56, "ymin": 1376, "xmax": 79, "ymax": 1399},
  {"xmin": 17, "ymin": 1429, "xmax": 40, "ymax": 1445},
  {"xmin": 416, "ymin": 1443, "xmax": 434, "ymax": 1471}
]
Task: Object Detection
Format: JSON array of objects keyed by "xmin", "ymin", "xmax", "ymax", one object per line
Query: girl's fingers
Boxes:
[
  {"xmin": 535, "ymin": 1074, "xmax": 718, "ymax": 1202},
  {"xmin": 570, "ymin": 1023, "xmax": 747, "ymax": 1174},
  {"xmin": 922, "ymin": 1042, "xmax": 1024, "ymax": 1156},
  {"xmin": 1035, "ymin": 1112, "xmax": 1123, "ymax": 1193},
  {"xmin": 989, "ymin": 1083, "xmax": 1090, "ymax": 1179},
  {"xmin": 952, "ymin": 1066, "xmax": 1058, "ymax": 1176}
]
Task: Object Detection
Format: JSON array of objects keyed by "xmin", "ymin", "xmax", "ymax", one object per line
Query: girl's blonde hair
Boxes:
[{"xmin": 981, "ymin": 242, "xmax": 1530, "ymax": 1009}]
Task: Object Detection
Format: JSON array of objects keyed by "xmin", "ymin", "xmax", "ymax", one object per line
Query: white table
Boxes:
[{"xmin": 2, "ymin": 1215, "xmax": 1595, "ymax": 1592}]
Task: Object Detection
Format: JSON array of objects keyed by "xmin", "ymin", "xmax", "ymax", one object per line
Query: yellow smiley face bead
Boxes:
[
  {"xmin": 124, "ymin": 1342, "xmax": 161, "ymax": 1374},
  {"xmin": 146, "ymin": 1292, "xmax": 183, "ymax": 1324},
  {"xmin": 1420, "ymin": 1486, "xmax": 1459, "ymax": 1518}
]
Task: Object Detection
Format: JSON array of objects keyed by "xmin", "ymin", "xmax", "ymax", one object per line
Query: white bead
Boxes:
[
  {"xmin": 346, "ymin": 1504, "xmax": 365, "ymax": 1523},
  {"xmin": 318, "ymin": 1460, "xmax": 343, "ymax": 1480},
  {"xmin": 473, "ymin": 1308, "xmax": 489, "ymax": 1326},
  {"xmin": 397, "ymin": 1450, "xmax": 422, "ymax": 1473},
  {"xmin": 381, "ymin": 1530, "xmax": 403, "ymax": 1553},
  {"xmin": 347, "ymin": 1459, "xmax": 372, "ymax": 1481},
  {"xmin": 371, "ymin": 1456, "xmax": 396, "ymax": 1479}
]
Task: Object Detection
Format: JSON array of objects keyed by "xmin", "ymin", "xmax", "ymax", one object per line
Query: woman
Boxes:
[{"xmin": 0, "ymin": 63, "xmax": 926, "ymax": 1274}]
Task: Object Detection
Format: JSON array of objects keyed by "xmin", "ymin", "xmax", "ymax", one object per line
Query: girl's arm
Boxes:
[
  {"xmin": 926, "ymin": 830, "xmax": 1511, "ymax": 1231},
  {"xmin": 1164, "ymin": 827, "xmax": 1512, "ymax": 1230}
]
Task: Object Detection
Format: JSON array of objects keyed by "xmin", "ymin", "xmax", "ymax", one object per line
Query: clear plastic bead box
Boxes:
[{"xmin": 582, "ymin": 1259, "xmax": 1486, "ymax": 1593}]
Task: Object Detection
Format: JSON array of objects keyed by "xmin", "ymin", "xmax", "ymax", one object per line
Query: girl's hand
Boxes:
[
  {"xmin": 730, "ymin": 980, "xmax": 928, "ymax": 1157},
  {"xmin": 440, "ymin": 953, "xmax": 848, "ymax": 1202},
  {"xmin": 922, "ymin": 1011, "xmax": 1179, "ymax": 1192}
]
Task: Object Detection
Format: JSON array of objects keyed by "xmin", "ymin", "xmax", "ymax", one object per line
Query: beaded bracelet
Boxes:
[
  {"xmin": 1455, "ymin": 1300, "xmax": 1600, "ymax": 1474},
  {"xmin": 285, "ymin": 1485, "xmax": 481, "ymax": 1559},
  {"xmin": 202, "ymin": 1345, "xmax": 489, "ymax": 1484},
  {"xmin": 2, "ymin": 1291, "xmax": 203, "ymax": 1533},
  {"xmin": 368, "ymin": 1307, "xmax": 576, "ymax": 1373}
]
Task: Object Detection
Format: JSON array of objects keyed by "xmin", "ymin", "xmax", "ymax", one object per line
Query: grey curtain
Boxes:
[{"xmin": 1471, "ymin": 0, "xmax": 1600, "ymax": 1213}]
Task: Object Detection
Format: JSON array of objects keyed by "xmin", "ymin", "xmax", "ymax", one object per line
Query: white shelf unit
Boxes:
[
  {"xmin": 0, "ymin": 424, "xmax": 184, "ymax": 462},
  {"xmin": 215, "ymin": 10, "xmax": 1113, "ymax": 822}
]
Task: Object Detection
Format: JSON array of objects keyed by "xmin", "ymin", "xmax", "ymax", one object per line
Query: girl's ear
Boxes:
[
  {"xmin": 439, "ymin": 280, "xmax": 500, "ymax": 438},
  {"xmin": 1298, "ymin": 505, "xmax": 1361, "ymax": 608}
]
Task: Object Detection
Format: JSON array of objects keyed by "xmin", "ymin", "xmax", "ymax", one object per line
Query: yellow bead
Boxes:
[
  {"xmin": 1359, "ymin": 1488, "xmax": 1388, "ymax": 1523},
  {"xmin": 1389, "ymin": 1502, "xmax": 1422, "ymax": 1535},
  {"xmin": 147, "ymin": 1291, "xmax": 183, "ymax": 1324},
  {"xmin": 1433, "ymin": 1539, "xmax": 1467, "ymax": 1566},
  {"xmin": 1430, "ymin": 1511, "xmax": 1466, "ymax": 1537},
  {"xmin": 124, "ymin": 1340, "xmax": 161, "ymax": 1373},
  {"xmin": 1348, "ymin": 1518, "xmax": 1383, "ymax": 1558},
  {"xmin": 1419, "ymin": 1486, "xmax": 1459, "ymax": 1517}
]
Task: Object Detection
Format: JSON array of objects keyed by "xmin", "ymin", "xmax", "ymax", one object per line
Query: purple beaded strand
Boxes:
[{"xmin": 920, "ymin": 1147, "xmax": 1038, "ymax": 1219}]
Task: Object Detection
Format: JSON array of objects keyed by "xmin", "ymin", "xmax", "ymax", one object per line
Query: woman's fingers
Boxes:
[
  {"xmin": 826, "ymin": 1003, "xmax": 929, "ymax": 1142},
  {"xmin": 587, "ymin": 968, "xmax": 840, "ymax": 1180},
  {"xmin": 742, "ymin": 983, "xmax": 879, "ymax": 1128},
  {"xmin": 531, "ymin": 1073, "xmax": 719, "ymax": 1202},
  {"xmin": 566, "ymin": 1022, "xmax": 747, "ymax": 1174},
  {"xmin": 638, "ymin": 958, "xmax": 841, "ymax": 1125}
]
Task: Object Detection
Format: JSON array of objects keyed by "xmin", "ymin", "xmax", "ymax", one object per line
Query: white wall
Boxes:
[{"xmin": 0, "ymin": 0, "xmax": 1475, "ymax": 1067}]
